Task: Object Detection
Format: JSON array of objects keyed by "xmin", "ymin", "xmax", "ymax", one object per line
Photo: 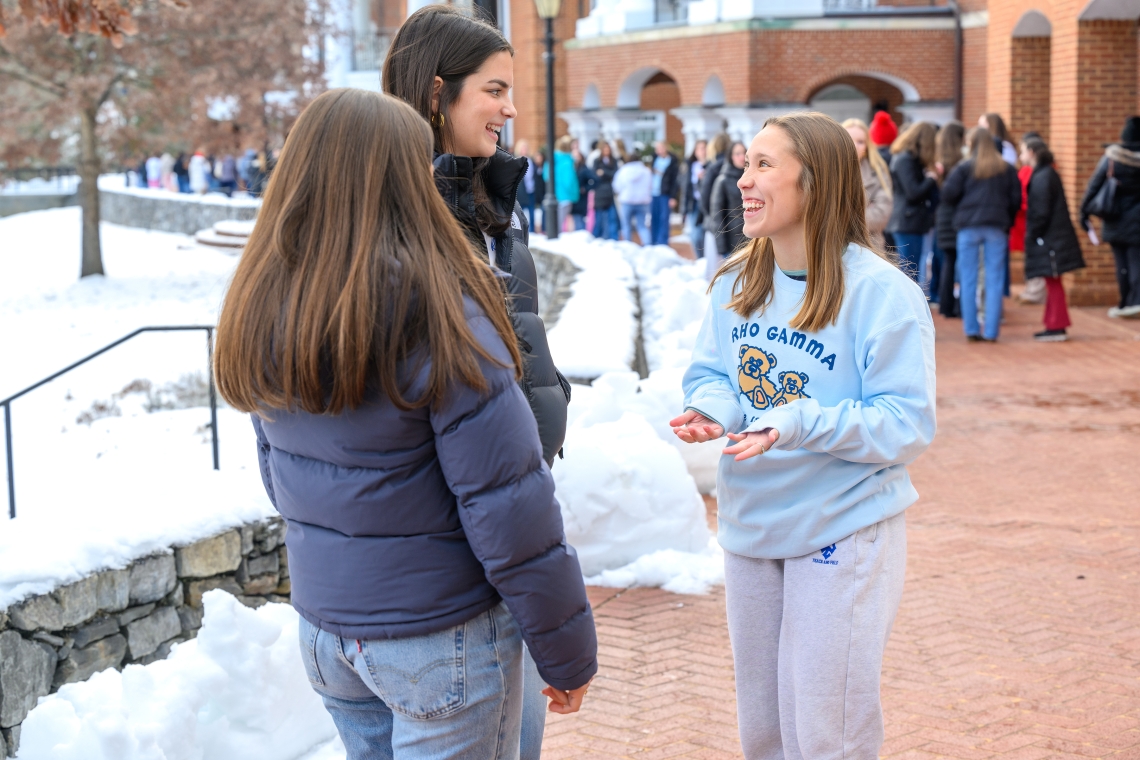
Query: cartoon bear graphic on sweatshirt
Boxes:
[
  {"xmin": 737, "ymin": 345, "xmax": 779, "ymax": 410},
  {"xmin": 772, "ymin": 370, "xmax": 811, "ymax": 407}
]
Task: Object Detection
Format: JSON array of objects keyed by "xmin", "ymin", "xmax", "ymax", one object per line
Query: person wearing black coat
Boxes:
[
  {"xmin": 1022, "ymin": 139, "xmax": 1084, "ymax": 340},
  {"xmin": 886, "ymin": 122, "xmax": 940, "ymax": 283},
  {"xmin": 1080, "ymin": 116, "xmax": 1140, "ymax": 317},
  {"xmin": 934, "ymin": 121, "xmax": 966, "ymax": 318},
  {"xmin": 708, "ymin": 142, "xmax": 747, "ymax": 259},
  {"xmin": 941, "ymin": 127, "xmax": 1022, "ymax": 341},
  {"xmin": 590, "ymin": 147, "xmax": 620, "ymax": 240},
  {"xmin": 433, "ymin": 149, "xmax": 572, "ymax": 466}
]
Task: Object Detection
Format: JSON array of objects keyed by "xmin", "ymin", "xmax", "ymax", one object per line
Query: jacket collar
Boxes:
[{"xmin": 1107, "ymin": 144, "xmax": 1140, "ymax": 168}]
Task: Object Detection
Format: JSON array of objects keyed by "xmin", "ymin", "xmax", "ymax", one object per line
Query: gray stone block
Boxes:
[
  {"xmin": 164, "ymin": 583, "xmax": 184, "ymax": 608},
  {"xmin": 72, "ymin": 616, "xmax": 121, "ymax": 649},
  {"xmin": 274, "ymin": 578, "xmax": 291, "ymax": 595},
  {"xmin": 6, "ymin": 594, "xmax": 62, "ymax": 632},
  {"xmin": 0, "ymin": 610, "xmax": 9, "ymax": 630},
  {"xmin": 129, "ymin": 555, "xmax": 178, "ymax": 605},
  {"xmin": 177, "ymin": 605, "xmax": 203, "ymax": 632},
  {"xmin": 138, "ymin": 640, "xmax": 174, "ymax": 666},
  {"xmin": 54, "ymin": 576, "xmax": 100, "ymax": 629},
  {"xmin": 0, "ymin": 726, "xmax": 5, "ymax": 758},
  {"xmin": 236, "ymin": 595, "xmax": 267, "ymax": 609},
  {"xmin": 31, "ymin": 632, "xmax": 65, "ymax": 648},
  {"xmin": 52, "ymin": 634, "xmax": 126, "ymax": 688},
  {"xmin": 175, "ymin": 531, "xmax": 242, "ymax": 578},
  {"xmin": 125, "ymin": 607, "xmax": 181, "ymax": 660},
  {"xmin": 118, "ymin": 604, "xmax": 155, "ymax": 627},
  {"xmin": 95, "ymin": 568, "xmax": 130, "ymax": 612},
  {"xmin": 242, "ymin": 574, "xmax": 279, "ymax": 596},
  {"xmin": 247, "ymin": 552, "xmax": 279, "ymax": 577},
  {"xmin": 0, "ymin": 630, "xmax": 57, "ymax": 728},
  {"xmin": 1, "ymin": 725, "xmax": 16, "ymax": 758},
  {"xmin": 240, "ymin": 524, "xmax": 255, "ymax": 556},
  {"xmin": 254, "ymin": 519, "xmax": 284, "ymax": 554},
  {"xmin": 278, "ymin": 547, "xmax": 289, "ymax": 579},
  {"xmin": 184, "ymin": 577, "xmax": 242, "ymax": 608}
]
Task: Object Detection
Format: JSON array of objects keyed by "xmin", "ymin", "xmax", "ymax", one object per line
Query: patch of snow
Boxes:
[
  {"xmin": 17, "ymin": 591, "xmax": 338, "ymax": 760},
  {"xmin": 97, "ymin": 174, "xmax": 261, "ymax": 207},
  {"xmin": 585, "ymin": 538, "xmax": 725, "ymax": 596},
  {"xmin": 531, "ymin": 232, "xmax": 638, "ymax": 379}
]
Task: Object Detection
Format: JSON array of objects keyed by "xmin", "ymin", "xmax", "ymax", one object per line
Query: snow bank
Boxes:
[
  {"xmin": 531, "ymin": 232, "xmax": 638, "ymax": 379},
  {"xmin": 585, "ymin": 538, "xmax": 724, "ymax": 596},
  {"xmin": 17, "ymin": 591, "xmax": 337, "ymax": 760}
]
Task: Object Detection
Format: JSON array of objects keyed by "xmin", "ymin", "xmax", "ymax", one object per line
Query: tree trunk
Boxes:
[{"xmin": 78, "ymin": 106, "xmax": 104, "ymax": 278}]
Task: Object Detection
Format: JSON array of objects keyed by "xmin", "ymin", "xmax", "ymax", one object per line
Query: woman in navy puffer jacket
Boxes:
[{"xmin": 215, "ymin": 88, "xmax": 596, "ymax": 759}]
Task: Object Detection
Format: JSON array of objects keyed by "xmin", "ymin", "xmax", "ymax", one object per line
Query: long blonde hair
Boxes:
[
  {"xmin": 841, "ymin": 118, "xmax": 891, "ymax": 199},
  {"xmin": 713, "ymin": 112, "xmax": 887, "ymax": 333},
  {"xmin": 215, "ymin": 89, "xmax": 520, "ymax": 415}
]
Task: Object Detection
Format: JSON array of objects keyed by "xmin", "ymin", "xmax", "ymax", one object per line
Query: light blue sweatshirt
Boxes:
[{"xmin": 683, "ymin": 244, "xmax": 937, "ymax": 559}]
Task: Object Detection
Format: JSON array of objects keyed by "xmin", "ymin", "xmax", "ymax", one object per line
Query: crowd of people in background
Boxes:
[{"xmin": 128, "ymin": 146, "xmax": 280, "ymax": 198}]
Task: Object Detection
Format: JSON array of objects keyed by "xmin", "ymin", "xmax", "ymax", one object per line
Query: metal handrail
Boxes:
[{"xmin": 2, "ymin": 326, "xmax": 219, "ymax": 519}]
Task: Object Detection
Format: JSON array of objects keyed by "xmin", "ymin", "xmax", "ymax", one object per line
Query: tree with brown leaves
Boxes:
[{"xmin": 1, "ymin": 0, "xmax": 330, "ymax": 276}]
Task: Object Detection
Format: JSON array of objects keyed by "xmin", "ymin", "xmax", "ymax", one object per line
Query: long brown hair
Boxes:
[
  {"xmin": 714, "ymin": 112, "xmax": 886, "ymax": 333},
  {"xmin": 215, "ymin": 89, "xmax": 520, "ymax": 415},
  {"xmin": 968, "ymin": 126, "xmax": 1006, "ymax": 180},
  {"xmin": 383, "ymin": 4, "xmax": 514, "ymax": 238},
  {"xmin": 935, "ymin": 120, "xmax": 966, "ymax": 180},
  {"xmin": 981, "ymin": 112, "xmax": 1012, "ymax": 145},
  {"xmin": 890, "ymin": 121, "xmax": 937, "ymax": 170}
]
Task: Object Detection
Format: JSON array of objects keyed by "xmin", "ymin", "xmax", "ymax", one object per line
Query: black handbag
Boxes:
[{"xmin": 1086, "ymin": 159, "xmax": 1120, "ymax": 220}]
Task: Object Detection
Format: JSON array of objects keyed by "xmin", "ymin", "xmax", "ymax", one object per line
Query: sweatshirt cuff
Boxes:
[
  {"xmin": 744, "ymin": 406, "xmax": 800, "ymax": 449},
  {"xmin": 685, "ymin": 398, "xmax": 743, "ymax": 436}
]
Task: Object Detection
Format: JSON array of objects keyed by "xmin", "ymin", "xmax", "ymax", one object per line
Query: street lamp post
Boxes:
[{"xmin": 534, "ymin": 0, "xmax": 562, "ymax": 239}]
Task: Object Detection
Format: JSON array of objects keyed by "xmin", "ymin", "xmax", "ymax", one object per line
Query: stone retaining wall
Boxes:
[
  {"xmin": 0, "ymin": 516, "xmax": 287, "ymax": 757},
  {"xmin": 98, "ymin": 185, "xmax": 259, "ymax": 235}
]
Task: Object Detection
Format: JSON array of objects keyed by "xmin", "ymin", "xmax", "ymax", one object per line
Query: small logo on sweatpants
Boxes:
[{"xmin": 813, "ymin": 544, "xmax": 838, "ymax": 565}]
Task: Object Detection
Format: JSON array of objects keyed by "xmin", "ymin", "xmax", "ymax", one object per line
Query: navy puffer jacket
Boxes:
[{"xmin": 251, "ymin": 298, "xmax": 598, "ymax": 691}]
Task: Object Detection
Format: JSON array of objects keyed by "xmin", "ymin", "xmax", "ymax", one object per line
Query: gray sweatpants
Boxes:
[{"xmin": 724, "ymin": 512, "xmax": 907, "ymax": 760}]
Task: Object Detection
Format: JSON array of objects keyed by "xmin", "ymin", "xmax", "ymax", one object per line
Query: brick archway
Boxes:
[{"xmin": 804, "ymin": 74, "xmax": 910, "ymax": 128}]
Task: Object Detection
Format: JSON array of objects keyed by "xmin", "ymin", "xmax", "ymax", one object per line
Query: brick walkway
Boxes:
[{"xmin": 544, "ymin": 300, "xmax": 1140, "ymax": 759}]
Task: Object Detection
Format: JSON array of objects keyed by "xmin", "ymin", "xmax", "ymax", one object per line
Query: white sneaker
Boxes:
[
  {"xmin": 1119, "ymin": 305, "xmax": 1140, "ymax": 319},
  {"xmin": 1108, "ymin": 307, "xmax": 1122, "ymax": 318}
]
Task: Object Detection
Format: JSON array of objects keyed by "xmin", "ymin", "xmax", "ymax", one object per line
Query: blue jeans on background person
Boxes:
[
  {"xmin": 298, "ymin": 603, "xmax": 524, "ymax": 760},
  {"xmin": 593, "ymin": 205, "xmax": 619, "ymax": 240},
  {"xmin": 957, "ymin": 226, "xmax": 1007, "ymax": 340},
  {"xmin": 649, "ymin": 195, "xmax": 671, "ymax": 245},
  {"xmin": 619, "ymin": 203, "xmax": 651, "ymax": 245},
  {"xmin": 893, "ymin": 232, "xmax": 925, "ymax": 282},
  {"xmin": 929, "ymin": 243, "xmax": 944, "ymax": 305}
]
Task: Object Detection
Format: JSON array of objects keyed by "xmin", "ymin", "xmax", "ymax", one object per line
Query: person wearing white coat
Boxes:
[{"xmin": 188, "ymin": 150, "xmax": 210, "ymax": 195}]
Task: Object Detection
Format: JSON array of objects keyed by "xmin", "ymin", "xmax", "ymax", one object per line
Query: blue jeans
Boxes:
[
  {"xmin": 592, "ymin": 205, "xmax": 619, "ymax": 240},
  {"xmin": 956, "ymin": 226, "xmax": 1008, "ymax": 340},
  {"xmin": 619, "ymin": 203, "xmax": 651, "ymax": 244},
  {"xmin": 893, "ymin": 232, "xmax": 925, "ymax": 283},
  {"xmin": 299, "ymin": 603, "xmax": 525, "ymax": 760},
  {"xmin": 650, "ymin": 195, "xmax": 671, "ymax": 245}
]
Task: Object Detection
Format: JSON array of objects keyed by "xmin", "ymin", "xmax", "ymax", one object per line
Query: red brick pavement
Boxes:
[{"xmin": 544, "ymin": 300, "xmax": 1140, "ymax": 759}]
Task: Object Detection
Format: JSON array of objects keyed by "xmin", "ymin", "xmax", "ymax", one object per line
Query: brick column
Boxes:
[
  {"xmin": 1060, "ymin": 20, "xmax": 1138, "ymax": 305},
  {"xmin": 1009, "ymin": 36, "xmax": 1051, "ymax": 142}
]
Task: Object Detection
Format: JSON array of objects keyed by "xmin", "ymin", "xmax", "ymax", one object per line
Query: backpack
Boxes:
[{"xmin": 1086, "ymin": 159, "xmax": 1120, "ymax": 221}]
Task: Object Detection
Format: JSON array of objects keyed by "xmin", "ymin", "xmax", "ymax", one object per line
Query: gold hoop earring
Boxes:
[{"xmin": 431, "ymin": 112, "xmax": 445, "ymax": 128}]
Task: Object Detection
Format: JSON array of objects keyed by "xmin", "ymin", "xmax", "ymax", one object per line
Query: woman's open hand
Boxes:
[
  {"xmin": 670, "ymin": 410, "xmax": 724, "ymax": 443},
  {"xmin": 543, "ymin": 680, "xmax": 591, "ymax": 715},
  {"xmin": 723, "ymin": 428, "xmax": 780, "ymax": 461}
]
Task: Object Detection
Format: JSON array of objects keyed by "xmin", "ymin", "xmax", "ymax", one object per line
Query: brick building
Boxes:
[{"xmin": 335, "ymin": 0, "xmax": 1139, "ymax": 305}]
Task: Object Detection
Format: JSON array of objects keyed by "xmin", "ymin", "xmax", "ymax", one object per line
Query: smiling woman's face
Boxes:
[
  {"xmin": 737, "ymin": 125, "xmax": 805, "ymax": 240},
  {"xmin": 446, "ymin": 50, "xmax": 517, "ymax": 158}
]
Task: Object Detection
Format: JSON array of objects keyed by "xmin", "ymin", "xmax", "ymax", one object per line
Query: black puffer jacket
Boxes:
[
  {"xmin": 590, "ymin": 157, "xmax": 618, "ymax": 210},
  {"xmin": 1080, "ymin": 146, "xmax": 1140, "ymax": 246},
  {"xmin": 698, "ymin": 156, "xmax": 726, "ymax": 220},
  {"xmin": 935, "ymin": 168, "xmax": 961, "ymax": 253},
  {"xmin": 433, "ymin": 149, "xmax": 571, "ymax": 465},
  {"xmin": 1025, "ymin": 162, "xmax": 1085, "ymax": 279},
  {"xmin": 887, "ymin": 151, "xmax": 938, "ymax": 234},
  {"xmin": 942, "ymin": 160, "xmax": 1021, "ymax": 233},
  {"xmin": 709, "ymin": 162, "xmax": 746, "ymax": 256}
]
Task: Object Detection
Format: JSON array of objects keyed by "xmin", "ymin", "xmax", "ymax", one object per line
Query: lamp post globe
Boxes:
[{"xmin": 535, "ymin": 0, "xmax": 562, "ymax": 238}]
